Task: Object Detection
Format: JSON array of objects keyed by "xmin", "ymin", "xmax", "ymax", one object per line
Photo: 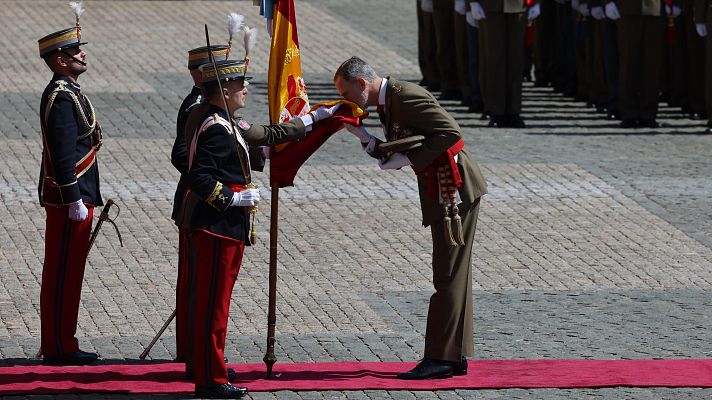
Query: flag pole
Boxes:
[{"xmin": 264, "ymin": 184, "xmax": 278, "ymax": 378}]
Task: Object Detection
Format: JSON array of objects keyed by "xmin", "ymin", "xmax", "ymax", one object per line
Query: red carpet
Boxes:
[{"xmin": 2, "ymin": 359, "xmax": 712, "ymax": 395}]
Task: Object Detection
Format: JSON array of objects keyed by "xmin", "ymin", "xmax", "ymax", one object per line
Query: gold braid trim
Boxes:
[
  {"xmin": 206, "ymin": 181, "xmax": 226, "ymax": 210},
  {"xmin": 45, "ymin": 81, "xmax": 96, "ymax": 141}
]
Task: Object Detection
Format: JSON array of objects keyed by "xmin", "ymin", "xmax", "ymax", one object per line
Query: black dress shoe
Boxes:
[
  {"xmin": 453, "ymin": 357, "xmax": 468, "ymax": 376},
  {"xmin": 397, "ymin": 358, "xmax": 456, "ymax": 380},
  {"xmin": 488, "ymin": 115, "xmax": 507, "ymax": 128},
  {"xmin": 638, "ymin": 119, "xmax": 661, "ymax": 128},
  {"xmin": 507, "ymin": 114, "xmax": 526, "ymax": 128},
  {"xmin": 195, "ymin": 383, "xmax": 248, "ymax": 399},
  {"xmin": 43, "ymin": 350, "xmax": 98, "ymax": 366},
  {"xmin": 620, "ymin": 119, "xmax": 637, "ymax": 128},
  {"xmin": 688, "ymin": 112, "xmax": 706, "ymax": 120}
]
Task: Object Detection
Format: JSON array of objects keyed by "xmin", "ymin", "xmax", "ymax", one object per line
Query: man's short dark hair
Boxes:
[{"xmin": 334, "ymin": 56, "xmax": 377, "ymax": 83}]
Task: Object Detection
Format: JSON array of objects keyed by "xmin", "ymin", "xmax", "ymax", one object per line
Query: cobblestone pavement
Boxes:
[{"xmin": 1, "ymin": 1, "xmax": 711, "ymax": 399}]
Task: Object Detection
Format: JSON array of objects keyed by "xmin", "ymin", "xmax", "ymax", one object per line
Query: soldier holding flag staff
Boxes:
[{"xmin": 178, "ymin": 57, "xmax": 338, "ymax": 398}]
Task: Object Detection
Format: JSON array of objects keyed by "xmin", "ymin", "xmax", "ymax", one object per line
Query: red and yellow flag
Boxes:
[
  {"xmin": 267, "ymin": 0, "xmax": 366, "ymax": 188},
  {"xmin": 267, "ymin": 0, "xmax": 309, "ymax": 125}
]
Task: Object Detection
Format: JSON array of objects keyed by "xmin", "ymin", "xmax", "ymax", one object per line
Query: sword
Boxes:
[
  {"xmin": 139, "ymin": 308, "xmax": 176, "ymax": 360},
  {"xmin": 35, "ymin": 199, "xmax": 123, "ymax": 358},
  {"xmin": 87, "ymin": 199, "xmax": 124, "ymax": 251}
]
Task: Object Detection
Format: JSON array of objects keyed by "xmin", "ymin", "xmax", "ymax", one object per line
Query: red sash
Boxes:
[{"xmin": 412, "ymin": 139, "xmax": 465, "ymax": 200}]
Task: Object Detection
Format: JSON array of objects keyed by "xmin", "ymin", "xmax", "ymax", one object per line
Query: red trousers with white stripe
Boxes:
[
  {"xmin": 190, "ymin": 230, "xmax": 244, "ymax": 386},
  {"xmin": 40, "ymin": 205, "xmax": 94, "ymax": 357}
]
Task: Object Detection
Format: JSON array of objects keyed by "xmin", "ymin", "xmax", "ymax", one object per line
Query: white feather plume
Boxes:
[
  {"xmin": 243, "ymin": 26, "xmax": 258, "ymax": 57},
  {"xmin": 69, "ymin": 1, "xmax": 85, "ymax": 19},
  {"xmin": 227, "ymin": 13, "xmax": 245, "ymax": 43}
]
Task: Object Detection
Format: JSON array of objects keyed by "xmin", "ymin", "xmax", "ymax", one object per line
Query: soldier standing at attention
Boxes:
[
  {"xmin": 604, "ymin": 0, "xmax": 673, "ymax": 127},
  {"xmin": 36, "ymin": 3, "xmax": 102, "ymax": 366},
  {"xmin": 694, "ymin": 0, "xmax": 712, "ymax": 133},
  {"xmin": 179, "ymin": 59, "xmax": 338, "ymax": 398},
  {"xmin": 334, "ymin": 57, "xmax": 487, "ymax": 380},
  {"xmin": 470, "ymin": 0, "xmax": 541, "ymax": 127},
  {"xmin": 171, "ymin": 44, "xmax": 228, "ymax": 368}
]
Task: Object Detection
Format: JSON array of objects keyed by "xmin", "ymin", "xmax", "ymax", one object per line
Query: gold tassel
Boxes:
[
  {"xmin": 443, "ymin": 205, "xmax": 457, "ymax": 246},
  {"xmin": 451, "ymin": 203, "xmax": 465, "ymax": 246},
  {"xmin": 247, "ymin": 182, "xmax": 259, "ymax": 243}
]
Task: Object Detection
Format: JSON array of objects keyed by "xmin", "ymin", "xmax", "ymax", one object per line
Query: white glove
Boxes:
[
  {"xmin": 378, "ymin": 152, "xmax": 412, "ymax": 170},
  {"xmin": 310, "ymin": 104, "xmax": 341, "ymax": 123},
  {"xmin": 454, "ymin": 0, "xmax": 467, "ymax": 14},
  {"xmin": 465, "ymin": 11, "xmax": 477, "ymax": 26},
  {"xmin": 230, "ymin": 189, "xmax": 260, "ymax": 207},
  {"xmin": 421, "ymin": 0, "xmax": 434, "ymax": 12},
  {"xmin": 605, "ymin": 2, "xmax": 621, "ymax": 19},
  {"xmin": 68, "ymin": 199, "xmax": 88, "ymax": 221},
  {"xmin": 470, "ymin": 2, "xmax": 486, "ymax": 20},
  {"xmin": 591, "ymin": 6, "xmax": 605, "ymax": 19},
  {"xmin": 345, "ymin": 124, "xmax": 374, "ymax": 144},
  {"xmin": 665, "ymin": 4, "xmax": 681, "ymax": 17},
  {"xmin": 579, "ymin": 3, "xmax": 590, "ymax": 16},
  {"xmin": 697, "ymin": 23, "xmax": 708, "ymax": 37},
  {"xmin": 528, "ymin": 3, "xmax": 541, "ymax": 20},
  {"xmin": 571, "ymin": 0, "xmax": 580, "ymax": 10}
]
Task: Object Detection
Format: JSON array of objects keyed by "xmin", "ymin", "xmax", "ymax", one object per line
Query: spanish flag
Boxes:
[{"xmin": 267, "ymin": 0, "xmax": 366, "ymax": 188}]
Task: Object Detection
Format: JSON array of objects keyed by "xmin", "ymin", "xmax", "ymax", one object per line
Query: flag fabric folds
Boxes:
[{"xmin": 270, "ymin": 101, "xmax": 367, "ymax": 188}]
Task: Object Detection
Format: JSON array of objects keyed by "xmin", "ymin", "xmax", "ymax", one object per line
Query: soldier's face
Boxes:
[
  {"xmin": 225, "ymin": 80, "xmax": 248, "ymax": 113},
  {"xmin": 62, "ymin": 47, "xmax": 87, "ymax": 75},
  {"xmin": 335, "ymin": 76, "xmax": 368, "ymax": 109}
]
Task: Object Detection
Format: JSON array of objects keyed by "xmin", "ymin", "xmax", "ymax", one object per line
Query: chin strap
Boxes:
[{"xmin": 60, "ymin": 50, "xmax": 86, "ymax": 66}]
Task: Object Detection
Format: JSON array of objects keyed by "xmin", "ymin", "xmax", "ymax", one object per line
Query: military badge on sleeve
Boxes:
[{"xmin": 238, "ymin": 119, "xmax": 251, "ymax": 130}]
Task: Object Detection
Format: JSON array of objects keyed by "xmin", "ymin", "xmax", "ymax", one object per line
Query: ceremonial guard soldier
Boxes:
[
  {"xmin": 334, "ymin": 57, "xmax": 487, "ymax": 380},
  {"xmin": 178, "ymin": 59, "xmax": 337, "ymax": 398},
  {"xmin": 171, "ymin": 44, "xmax": 228, "ymax": 367},
  {"xmin": 36, "ymin": 3, "xmax": 102, "ymax": 365}
]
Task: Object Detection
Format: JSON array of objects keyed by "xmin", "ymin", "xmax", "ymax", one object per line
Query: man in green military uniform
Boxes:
[
  {"xmin": 333, "ymin": 57, "xmax": 487, "ymax": 380},
  {"xmin": 694, "ymin": 0, "xmax": 712, "ymax": 133}
]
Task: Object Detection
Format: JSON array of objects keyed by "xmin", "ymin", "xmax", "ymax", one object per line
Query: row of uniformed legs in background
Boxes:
[{"xmin": 417, "ymin": 0, "xmax": 712, "ymax": 133}]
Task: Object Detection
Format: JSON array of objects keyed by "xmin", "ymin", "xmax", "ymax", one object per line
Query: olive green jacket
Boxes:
[{"xmin": 380, "ymin": 78, "xmax": 487, "ymax": 227}]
